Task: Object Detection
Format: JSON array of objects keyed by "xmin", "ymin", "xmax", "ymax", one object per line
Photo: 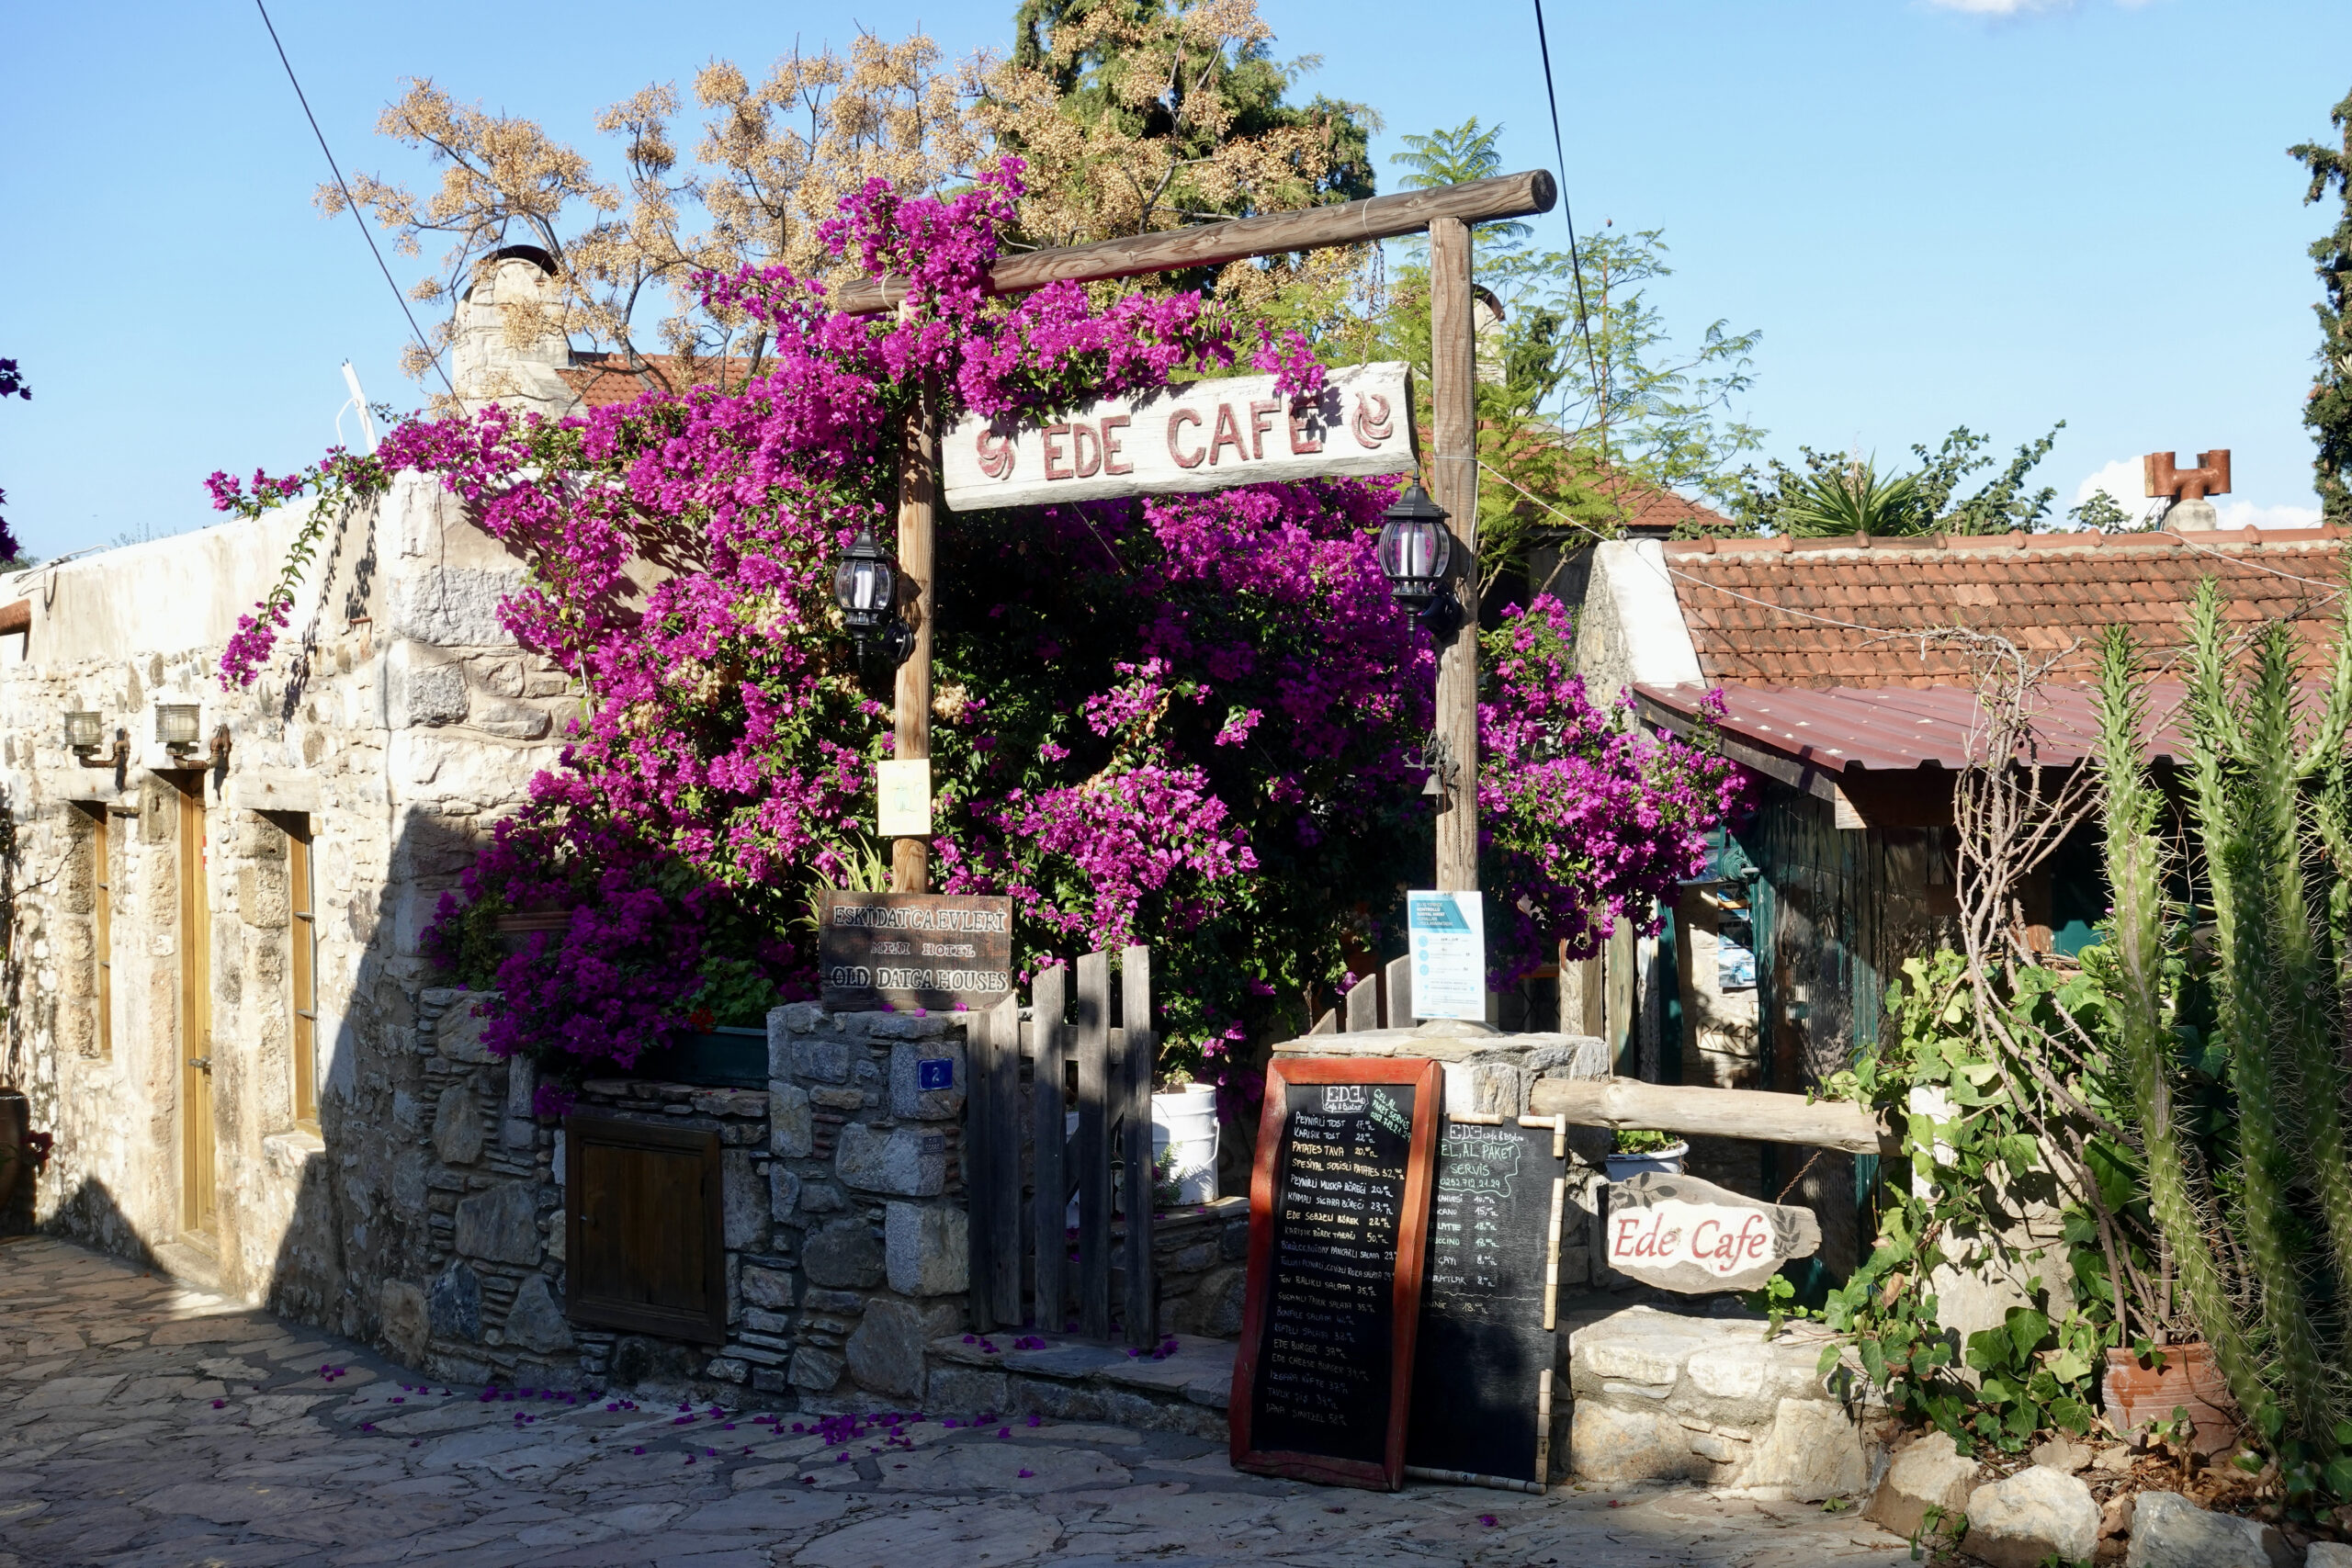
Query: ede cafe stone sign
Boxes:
[{"xmin": 1604, "ymin": 1172, "xmax": 1822, "ymax": 1293}]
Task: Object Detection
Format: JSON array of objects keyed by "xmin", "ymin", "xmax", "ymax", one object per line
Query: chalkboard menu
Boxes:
[
  {"xmin": 817, "ymin": 891, "xmax": 1013, "ymax": 1012},
  {"xmin": 1405, "ymin": 1115, "xmax": 1568, "ymax": 1492},
  {"xmin": 1229, "ymin": 1056, "xmax": 1442, "ymax": 1490}
]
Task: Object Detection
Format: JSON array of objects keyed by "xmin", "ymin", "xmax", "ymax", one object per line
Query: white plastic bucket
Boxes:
[{"xmin": 1151, "ymin": 1084, "xmax": 1220, "ymax": 1205}]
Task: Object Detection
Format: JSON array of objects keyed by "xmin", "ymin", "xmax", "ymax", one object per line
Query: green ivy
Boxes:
[{"xmin": 1813, "ymin": 950, "xmax": 2108, "ymax": 1455}]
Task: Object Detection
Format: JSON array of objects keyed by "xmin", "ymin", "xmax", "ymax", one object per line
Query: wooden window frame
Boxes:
[
  {"xmin": 563, "ymin": 1114, "xmax": 727, "ymax": 1345},
  {"xmin": 287, "ymin": 818, "xmax": 319, "ymax": 1131},
  {"xmin": 80, "ymin": 803, "xmax": 112, "ymax": 1059}
]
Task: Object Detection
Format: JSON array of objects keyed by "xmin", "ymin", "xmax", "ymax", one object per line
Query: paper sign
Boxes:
[
  {"xmin": 876, "ymin": 758, "xmax": 932, "ymax": 837},
  {"xmin": 1407, "ymin": 891, "xmax": 1485, "ymax": 1021},
  {"xmin": 942, "ymin": 362, "xmax": 1416, "ymax": 512}
]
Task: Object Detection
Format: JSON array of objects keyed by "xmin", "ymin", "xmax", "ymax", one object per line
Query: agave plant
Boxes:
[
  {"xmin": 2091, "ymin": 577, "xmax": 2352, "ymax": 1464},
  {"xmin": 1779, "ymin": 457, "xmax": 1934, "ymax": 536}
]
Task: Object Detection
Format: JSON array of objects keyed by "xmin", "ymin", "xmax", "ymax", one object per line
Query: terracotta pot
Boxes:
[
  {"xmin": 0, "ymin": 1089, "xmax": 28, "ymax": 1213},
  {"xmin": 2102, "ymin": 1343, "xmax": 2240, "ymax": 1455}
]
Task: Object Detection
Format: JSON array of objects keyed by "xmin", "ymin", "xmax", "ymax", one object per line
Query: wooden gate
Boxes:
[
  {"xmin": 965, "ymin": 946, "xmax": 1159, "ymax": 1348},
  {"xmin": 565, "ymin": 1115, "xmax": 729, "ymax": 1345}
]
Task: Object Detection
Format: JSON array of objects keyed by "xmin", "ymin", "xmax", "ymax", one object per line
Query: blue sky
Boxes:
[{"xmin": 1, "ymin": 0, "xmax": 2346, "ymax": 558}]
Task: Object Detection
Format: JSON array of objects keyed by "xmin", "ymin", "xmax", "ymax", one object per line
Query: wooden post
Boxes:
[
  {"xmin": 1031, "ymin": 964, "xmax": 1069, "ymax": 1337},
  {"xmin": 1428, "ymin": 215, "xmax": 1479, "ymax": 895},
  {"xmin": 1120, "ymin": 946, "xmax": 1157, "ymax": 1348},
  {"xmin": 892, "ymin": 368, "xmax": 940, "ymax": 892}
]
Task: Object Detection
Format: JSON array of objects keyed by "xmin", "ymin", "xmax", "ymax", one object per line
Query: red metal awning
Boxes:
[{"xmin": 1632, "ymin": 682, "xmax": 2199, "ymax": 779}]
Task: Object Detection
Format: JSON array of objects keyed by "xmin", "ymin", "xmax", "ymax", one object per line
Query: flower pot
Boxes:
[
  {"xmin": 0, "ymin": 1088, "xmax": 28, "ymax": 1212},
  {"xmin": 2102, "ymin": 1343, "xmax": 2240, "ymax": 1456},
  {"xmin": 627, "ymin": 1027, "xmax": 768, "ymax": 1089},
  {"xmin": 1604, "ymin": 1141, "xmax": 1690, "ymax": 1183},
  {"xmin": 1150, "ymin": 1084, "xmax": 1220, "ymax": 1205}
]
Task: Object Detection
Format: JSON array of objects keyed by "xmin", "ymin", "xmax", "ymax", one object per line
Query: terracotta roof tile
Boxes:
[{"xmin": 1658, "ymin": 529, "xmax": 2351, "ymax": 687}]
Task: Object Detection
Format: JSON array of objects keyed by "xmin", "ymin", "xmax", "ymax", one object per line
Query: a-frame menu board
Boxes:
[{"xmin": 1228, "ymin": 1056, "xmax": 1442, "ymax": 1491}]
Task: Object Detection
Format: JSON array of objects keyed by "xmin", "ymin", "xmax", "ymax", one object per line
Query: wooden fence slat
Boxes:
[
  {"xmin": 1031, "ymin": 964, "xmax": 1069, "ymax": 1336},
  {"xmin": 1121, "ymin": 946, "xmax": 1156, "ymax": 1348},
  {"xmin": 1309, "ymin": 1009, "xmax": 1338, "ymax": 1035},
  {"xmin": 984, "ymin": 991, "xmax": 1023, "ymax": 1326},
  {"xmin": 1075, "ymin": 951, "xmax": 1113, "ymax": 1338},
  {"xmin": 1385, "ymin": 954, "xmax": 1413, "ymax": 1029},
  {"xmin": 1345, "ymin": 974, "xmax": 1378, "ymax": 1033},
  {"xmin": 967, "ymin": 998, "xmax": 1000, "ymax": 1332}
]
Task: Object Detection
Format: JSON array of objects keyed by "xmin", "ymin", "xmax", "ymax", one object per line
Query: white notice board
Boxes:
[{"xmin": 1408, "ymin": 891, "xmax": 1486, "ymax": 1021}]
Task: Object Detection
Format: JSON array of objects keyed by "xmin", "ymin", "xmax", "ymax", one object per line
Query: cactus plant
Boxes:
[{"xmin": 2094, "ymin": 579, "xmax": 2352, "ymax": 1450}]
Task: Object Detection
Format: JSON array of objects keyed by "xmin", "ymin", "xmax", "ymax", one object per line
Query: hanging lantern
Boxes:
[
  {"xmin": 1377, "ymin": 483, "xmax": 1462, "ymax": 637},
  {"xmin": 832, "ymin": 525, "xmax": 915, "ymax": 666}
]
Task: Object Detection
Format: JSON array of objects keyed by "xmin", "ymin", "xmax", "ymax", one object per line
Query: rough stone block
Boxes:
[
  {"xmin": 1963, "ymin": 1466, "xmax": 2099, "ymax": 1568},
  {"xmin": 503, "ymin": 1274, "xmax": 574, "ymax": 1355},
  {"xmin": 2123, "ymin": 1491, "xmax": 2290, "ymax": 1568},
  {"xmin": 428, "ymin": 1262, "xmax": 481, "ymax": 1341},
  {"xmin": 788, "ymin": 1347, "xmax": 845, "ymax": 1392},
  {"xmin": 890, "ymin": 1041, "xmax": 967, "ymax": 1120},
  {"xmin": 471, "ymin": 696, "xmax": 551, "ymax": 739},
  {"xmin": 1571, "ymin": 1401, "xmax": 1714, "ymax": 1485},
  {"xmin": 436, "ymin": 1003, "xmax": 495, "ymax": 1064},
  {"xmin": 723, "ymin": 1149, "xmax": 768, "ymax": 1251},
  {"xmin": 1866, "ymin": 1430, "xmax": 1978, "ymax": 1541},
  {"xmin": 503, "ymin": 1057, "xmax": 537, "ymax": 1148},
  {"xmin": 741, "ymin": 1266, "xmax": 795, "ymax": 1311},
  {"xmin": 771, "ymin": 1165, "xmax": 802, "ymax": 1222},
  {"xmin": 802, "ymin": 1219, "xmax": 885, "ymax": 1289},
  {"xmin": 1738, "ymin": 1397, "xmax": 1868, "ymax": 1501},
  {"xmin": 1007, "ymin": 1375, "xmax": 1107, "ymax": 1423},
  {"xmin": 794, "ymin": 1038, "xmax": 853, "ymax": 1084},
  {"xmin": 432, "ymin": 1084, "xmax": 482, "ymax": 1166},
  {"xmin": 886, "ymin": 1202, "xmax": 968, "ymax": 1296},
  {"xmin": 453, "ymin": 1182, "xmax": 541, "ymax": 1266},
  {"xmin": 379, "ymin": 1280, "xmax": 429, "ymax": 1363},
  {"xmin": 835, "ymin": 1122, "xmax": 946, "ymax": 1197},
  {"xmin": 799, "ymin": 1182, "xmax": 845, "ymax": 1214},
  {"xmin": 846, "ymin": 1298, "xmax": 961, "ymax": 1401},
  {"xmin": 392, "ymin": 565, "xmax": 526, "ymax": 647},
  {"xmin": 770, "ymin": 1083, "xmax": 814, "ymax": 1159},
  {"xmin": 2307, "ymin": 1545, "xmax": 2352, "ymax": 1568},
  {"xmin": 393, "ymin": 657, "xmax": 469, "ymax": 728},
  {"xmin": 706, "ymin": 1357, "xmax": 750, "ymax": 1384},
  {"xmin": 927, "ymin": 1365, "xmax": 1010, "ymax": 1415}
]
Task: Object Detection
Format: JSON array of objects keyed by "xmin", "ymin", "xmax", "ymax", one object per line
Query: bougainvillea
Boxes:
[{"xmin": 215, "ymin": 159, "xmax": 1747, "ymax": 1092}]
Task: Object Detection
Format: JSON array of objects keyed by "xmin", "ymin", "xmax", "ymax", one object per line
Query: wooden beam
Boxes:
[
  {"xmin": 891, "ymin": 367, "xmax": 939, "ymax": 892},
  {"xmin": 834, "ymin": 171, "xmax": 1558, "ymax": 316},
  {"xmin": 1526, "ymin": 1077, "xmax": 1894, "ymax": 1156},
  {"xmin": 1429, "ymin": 214, "xmax": 1479, "ymax": 894}
]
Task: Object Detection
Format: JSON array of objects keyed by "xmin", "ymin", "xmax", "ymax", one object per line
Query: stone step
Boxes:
[{"xmin": 920, "ymin": 1329, "xmax": 1236, "ymax": 1439}]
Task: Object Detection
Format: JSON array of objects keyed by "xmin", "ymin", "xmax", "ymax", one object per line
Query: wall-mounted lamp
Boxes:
[
  {"xmin": 832, "ymin": 525, "xmax": 916, "ymax": 667},
  {"xmin": 156, "ymin": 703, "xmax": 202, "ymax": 759},
  {"xmin": 1376, "ymin": 483, "xmax": 1464, "ymax": 640},
  {"xmin": 66, "ymin": 710, "xmax": 130, "ymax": 776}
]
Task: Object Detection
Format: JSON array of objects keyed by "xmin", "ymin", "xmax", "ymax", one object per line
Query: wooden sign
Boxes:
[
  {"xmin": 817, "ymin": 891, "xmax": 1013, "ymax": 1013},
  {"xmin": 1405, "ymin": 1114, "xmax": 1568, "ymax": 1493},
  {"xmin": 1602, "ymin": 1170, "xmax": 1821, "ymax": 1293},
  {"xmin": 1230, "ymin": 1055, "xmax": 1442, "ymax": 1491},
  {"xmin": 942, "ymin": 361, "xmax": 1416, "ymax": 512}
]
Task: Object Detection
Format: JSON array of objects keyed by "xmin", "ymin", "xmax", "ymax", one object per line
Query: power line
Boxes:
[
  {"xmin": 1529, "ymin": 0, "xmax": 1605, "ymax": 438},
  {"xmin": 253, "ymin": 1, "xmax": 454, "ymax": 395}
]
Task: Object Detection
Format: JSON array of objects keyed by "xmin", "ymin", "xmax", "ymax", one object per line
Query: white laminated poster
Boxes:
[
  {"xmin": 1407, "ymin": 890, "xmax": 1486, "ymax": 1021},
  {"xmin": 876, "ymin": 758, "xmax": 932, "ymax": 838}
]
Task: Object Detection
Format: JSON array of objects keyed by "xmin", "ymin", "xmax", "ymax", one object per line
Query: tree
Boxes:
[
  {"xmin": 0, "ymin": 358, "xmax": 27, "ymax": 564},
  {"xmin": 1728, "ymin": 424, "xmax": 2122, "ymax": 537},
  {"xmin": 331, "ymin": 2, "xmax": 1374, "ymax": 401},
  {"xmin": 1351, "ymin": 119, "xmax": 1763, "ymax": 586},
  {"xmin": 2291, "ymin": 87, "xmax": 2352, "ymax": 527}
]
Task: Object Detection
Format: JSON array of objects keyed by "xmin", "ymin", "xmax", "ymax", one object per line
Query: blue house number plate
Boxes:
[{"xmin": 918, "ymin": 1058, "xmax": 955, "ymax": 1091}]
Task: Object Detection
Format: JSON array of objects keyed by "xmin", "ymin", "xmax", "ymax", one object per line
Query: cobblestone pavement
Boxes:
[{"xmin": 0, "ymin": 1237, "xmax": 1918, "ymax": 1568}]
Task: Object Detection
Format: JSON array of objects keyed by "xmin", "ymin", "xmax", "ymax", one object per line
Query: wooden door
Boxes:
[
  {"xmin": 178, "ymin": 781, "xmax": 217, "ymax": 1237},
  {"xmin": 565, "ymin": 1116, "xmax": 725, "ymax": 1344}
]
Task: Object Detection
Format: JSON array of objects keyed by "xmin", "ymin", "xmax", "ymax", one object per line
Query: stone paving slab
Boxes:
[{"xmin": 0, "ymin": 1235, "xmax": 1917, "ymax": 1567}]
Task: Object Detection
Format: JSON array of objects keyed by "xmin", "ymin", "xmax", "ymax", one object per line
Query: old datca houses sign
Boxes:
[
  {"xmin": 1603, "ymin": 1172, "xmax": 1821, "ymax": 1293},
  {"xmin": 818, "ymin": 891, "xmax": 1014, "ymax": 1013},
  {"xmin": 942, "ymin": 361, "xmax": 1417, "ymax": 511}
]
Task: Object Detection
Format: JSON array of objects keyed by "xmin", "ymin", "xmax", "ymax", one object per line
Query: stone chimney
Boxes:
[
  {"xmin": 2144, "ymin": 449, "xmax": 2231, "ymax": 531},
  {"xmin": 448, "ymin": 246, "xmax": 581, "ymax": 419}
]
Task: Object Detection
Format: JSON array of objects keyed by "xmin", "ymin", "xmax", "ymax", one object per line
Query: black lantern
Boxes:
[
  {"xmin": 1377, "ymin": 483, "xmax": 1462, "ymax": 637},
  {"xmin": 832, "ymin": 525, "xmax": 915, "ymax": 665}
]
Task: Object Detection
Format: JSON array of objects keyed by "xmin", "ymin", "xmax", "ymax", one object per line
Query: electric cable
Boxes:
[
  {"xmin": 1530, "ymin": 0, "xmax": 1606, "ymax": 434},
  {"xmin": 254, "ymin": 1, "xmax": 454, "ymax": 394}
]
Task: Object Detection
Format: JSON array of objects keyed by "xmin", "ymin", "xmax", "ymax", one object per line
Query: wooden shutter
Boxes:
[{"xmin": 564, "ymin": 1115, "xmax": 727, "ymax": 1344}]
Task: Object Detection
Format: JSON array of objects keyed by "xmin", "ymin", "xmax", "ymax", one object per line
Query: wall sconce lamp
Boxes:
[
  {"xmin": 832, "ymin": 525, "xmax": 916, "ymax": 667},
  {"xmin": 65, "ymin": 711, "xmax": 129, "ymax": 773},
  {"xmin": 155, "ymin": 703, "xmax": 202, "ymax": 760},
  {"xmin": 1376, "ymin": 483, "xmax": 1464, "ymax": 640}
]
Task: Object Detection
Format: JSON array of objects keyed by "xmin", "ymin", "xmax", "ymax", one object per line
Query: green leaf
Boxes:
[{"xmin": 2006, "ymin": 1308, "xmax": 2050, "ymax": 1363}]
